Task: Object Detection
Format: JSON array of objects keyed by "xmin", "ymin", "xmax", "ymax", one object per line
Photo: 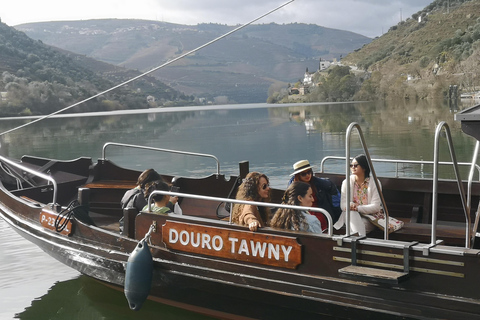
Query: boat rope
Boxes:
[
  {"xmin": 141, "ymin": 222, "xmax": 157, "ymax": 246},
  {"xmin": 54, "ymin": 199, "xmax": 84, "ymax": 232},
  {"xmin": 0, "ymin": 0, "xmax": 295, "ymax": 137}
]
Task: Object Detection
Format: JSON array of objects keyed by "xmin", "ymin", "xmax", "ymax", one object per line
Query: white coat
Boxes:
[{"xmin": 333, "ymin": 175, "xmax": 381, "ymax": 236}]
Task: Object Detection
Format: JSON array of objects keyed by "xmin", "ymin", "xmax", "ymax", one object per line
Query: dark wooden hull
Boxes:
[{"xmin": 1, "ymin": 156, "xmax": 480, "ymax": 319}]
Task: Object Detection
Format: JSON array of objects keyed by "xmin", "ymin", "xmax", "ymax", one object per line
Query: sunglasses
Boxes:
[
  {"xmin": 261, "ymin": 183, "xmax": 270, "ymax": 190},
  {"xmin": 350, "ymin": 164, "xmax": 359, "ymax": 168},
  {"xmin": 300, "ymin": 170, "xmax": 313, "ymax": 177}
]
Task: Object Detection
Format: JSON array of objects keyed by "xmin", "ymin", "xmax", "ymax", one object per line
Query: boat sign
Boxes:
[
  {"xmin": 40, "ymin": 210, "xmax": 72, "ymax": 236},
  {"xmin": 162, "ymin": 221, "xmax": 302, "ymax": 269}
]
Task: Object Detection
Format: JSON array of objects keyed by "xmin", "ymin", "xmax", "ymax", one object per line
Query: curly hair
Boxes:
[
  {"xmin": 231, "ymin": 171, "xmax": 271, "ymax": 225},
  {"xmin": 270, "ymin": 181, "xmax": 310, "ymax": 231}
]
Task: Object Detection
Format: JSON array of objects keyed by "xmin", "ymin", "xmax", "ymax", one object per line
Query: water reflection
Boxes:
[
  {"xmin": 0, "ymin": 100, "xmax": 479, "ymax": 318},
  {"xmin": 271, "ymin": 99, "xmax": 467, "ymax": 134},
  {"xmin": 15, "ymin": 276, "xmax": 214, "ymax": 320},
  {"xmin": 0, "ymin": 100, "xmax": 476, "ymax": 181}
]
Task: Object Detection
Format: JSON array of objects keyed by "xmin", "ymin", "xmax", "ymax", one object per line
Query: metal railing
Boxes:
[
  {"xmin": 148, "ymin": 190, "xmax": 334, "ymax": 236},
  {"xmin": 340, "ymin": 122, "xmax": 473, "ymax": 249},
  {"xmin": 0, "ymin": 156, "xmax": 58, "ymax": 209},
  {"xmin": 344, "ymin": 123, "xmax": 390, "ymax": 240},
  {"xmin": 432, "ymin": 122, "xmax": 469, "ymax": 248},
  {"xmin": 320, "ymin": 157, "xmax": 480, "ymax": 180},
  {"xmin": 469, "ymin": 141, "xmax": 480, "ymax": 246},
  {"xmin": 102, "ymin": 142, "xmax": 221, "ymax": 175}
]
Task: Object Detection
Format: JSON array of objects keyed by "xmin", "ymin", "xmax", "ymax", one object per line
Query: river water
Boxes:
[{"xmin": 0, "ymin": 99, "xmax": 478, "ymax": 319}]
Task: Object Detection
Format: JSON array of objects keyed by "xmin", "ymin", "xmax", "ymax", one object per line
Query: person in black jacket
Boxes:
[
  {"xmin": 119, "ymin": 169, "xmax": 178, "ymax": 232},
  {"xmin": 120, "ymin": 169, "xmax": 171, "ymax": 211},
  {"xmin": 287, "ymin": 160, "xmax": 341, "ymax": 232}
]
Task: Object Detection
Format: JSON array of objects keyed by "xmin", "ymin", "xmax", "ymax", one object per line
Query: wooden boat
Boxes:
[{"xmin": 1, "ymin": 105, "xmax": 480, "ymax": 319}]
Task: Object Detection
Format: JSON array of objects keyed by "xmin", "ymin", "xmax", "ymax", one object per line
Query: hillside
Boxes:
[
  {"xmin": 0, "ymin": 21, "xmax": 188, "ymax": 117},
  {"xmin": 342, "ymin": 0, "xmax": 480, "ymax": 100},
  {"xmin": 272, "ymin": 0, "xmax": 480, "ymax": 103},
  {"xmin": 15, "ymin": 20, "xmax": 371, "ymax": 103}
]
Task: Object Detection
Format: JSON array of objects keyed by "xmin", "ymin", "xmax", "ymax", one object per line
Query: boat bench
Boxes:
[
  {"xmin": 321, "ymin": 173, "xmax": 480, "ymax": 224},
  {"xmin": 81, "ymin": 180, "xmax": 137, "ymax": 216},
  {"xmin": 386, "ymin": 221, "xmax": 471, "ymax": 246},
  {"xmin": 171, "ymin": 174, "xmax": 241, "ymax": 219},
  {"xmin": 12, "ymin": 177, "xmax": 88, "ymax": 205}
]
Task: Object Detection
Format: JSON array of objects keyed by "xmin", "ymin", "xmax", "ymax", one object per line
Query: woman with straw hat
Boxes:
[{"xmin": 288, "ymin": 160, "xmax": 341, "ymax": 231}]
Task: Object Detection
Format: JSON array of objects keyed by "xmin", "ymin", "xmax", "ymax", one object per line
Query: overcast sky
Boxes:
[{"xmin": 1, "ymin": 0, "xmax": 433, "ymax": 38}]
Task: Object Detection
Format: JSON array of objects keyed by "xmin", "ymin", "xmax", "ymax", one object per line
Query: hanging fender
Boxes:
[{"xmin": 124, "ymin": 239, "xmax": 153, "ymax": 311}]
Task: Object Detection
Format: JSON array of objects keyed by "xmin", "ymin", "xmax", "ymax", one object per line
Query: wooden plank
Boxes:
[
  {"xmin": 339, "ymin": 265, "xmax": 409, "ymax": 284},
  {"xmin": 83, "ymin": 180, "xmax": 136, "ymax": 189}
]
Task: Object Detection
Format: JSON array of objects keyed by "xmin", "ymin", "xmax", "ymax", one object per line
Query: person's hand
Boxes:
[
  {"xmin": 350, "ymin": 202, "xmax": 358, "ymax": 211},
  {"xmin": 248, "ymin": 221, "xmax": 259, "ymax": 231},
  {"xmin": 170, "ymin": 196, "xmax": 178, "ymax": 205}
]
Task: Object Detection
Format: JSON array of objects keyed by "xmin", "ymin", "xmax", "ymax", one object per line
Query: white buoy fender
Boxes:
[{"xmin": 124, "ymin": 239, "xmax": 153, "ymax": 311}]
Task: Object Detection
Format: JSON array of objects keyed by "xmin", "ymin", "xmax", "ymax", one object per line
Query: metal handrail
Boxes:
[
  {"xmin": 148, "ymin": 190, "xmax": 334, "ymax": 236},
  {"xmin": 345, "ymin": 123, "xmax": 390, "ymax": 240},
  {"xmin": 0, "ymin": 156, "xmax": 58, "ymax": 209},
  {"xmin": 470, "ymin": 141, "xmax": 480, "ymax": 246},
  {"xmin": 320, "ymin": 156, "xmax": 480, "ymax": 180},
  {"xmin": 102, "ymin": 142, "xmax": 221, "ymax": 175},
  {"xmin": 432, "ymin": 122, "xmax": 469, "ymax": 248}
]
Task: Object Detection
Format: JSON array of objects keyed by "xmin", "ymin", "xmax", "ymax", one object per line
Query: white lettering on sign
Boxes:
[
  {"xmin": 39, "ymin": 210, "xmax": 72, "ymax": 236},
  {"xmin": 250, "ymin": 240, "xmax": 267, "ymax": 258},
  {"xmin": 167, "ymin": 229, "xmax": 293, "ymax": 262},
  {"xmin": 162, "ymin": 221, "xmax": 302, "ymax": 269}
]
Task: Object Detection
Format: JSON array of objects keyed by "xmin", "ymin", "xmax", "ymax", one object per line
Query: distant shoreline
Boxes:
[{"xmin": 0, "ymin": 102, "xmax": 355, "ymax": 120}]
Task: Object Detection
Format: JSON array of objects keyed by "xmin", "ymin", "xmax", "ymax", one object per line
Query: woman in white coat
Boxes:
[{"xmin": 334, "ymin": 154, "xmax": 381, "ymax": 237}]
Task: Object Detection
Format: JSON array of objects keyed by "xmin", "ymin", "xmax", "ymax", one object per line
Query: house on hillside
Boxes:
[
  {"xmin": 303, "ymin": 68, "xmax": 315, "ymax": 85},
  {"xmin": 299, "ymin": 86, "xmax": 309, "ymax": 95},
  {"xmin": 0, "ymin": 92, "xmax": 7, "ymax": 101},
  {"xmin": 319, "ymin": 58, "xmax": 331, "ymax": 71},
  {"xmin": 289, "ymin": 87, "xmax": 300, "ymax": 95}
]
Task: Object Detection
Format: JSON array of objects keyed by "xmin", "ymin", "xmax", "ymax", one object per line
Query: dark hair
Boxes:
[
  {"xmin": 353, "ymin": 154, "xmax": 370, "ymax": 177},
  {"xmin": 231, "ymin": 171, "xmax": 271, "ymax": 225},
  {"xmin": 137, "ymin": 169, "xmax": 162, "ymax": 189},
  {"xmin": 144, "ymin": 180, "xmax": 169, "ymax": 202},
  {"xmin": 270, "ymin": 182, "xmax": 310, "ymax": 231}
]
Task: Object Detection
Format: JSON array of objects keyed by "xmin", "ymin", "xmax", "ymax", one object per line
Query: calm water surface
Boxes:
[{"xmin": 0, "ymin": 100, "xmax": 478, "ymax": 319}]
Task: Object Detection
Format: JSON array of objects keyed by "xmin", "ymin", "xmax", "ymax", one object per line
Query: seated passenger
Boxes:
[
  {"xmin": 271, "ymin": 182, "xmax": 322, "ymax": 233},
  {"xmin": 231, "ymin": 171, "xmax": 271, "ymax": 231},
  {"xmin": 333, "ymin": 154, "xmax": 381, "ymax": 237},
  {"xmin": 142, "ymin": 180, "xmax": 174, "ymax": 215},
  {"xmin": 121, "ymin": 168, "xmax": 178, "ymax": 212},
  {"xmin": 288, "ymin": 160, "xmax": 341, "ymax": 231}
]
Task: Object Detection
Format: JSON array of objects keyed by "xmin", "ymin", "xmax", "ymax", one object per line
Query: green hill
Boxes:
[
  {"xmin": 275, "ymin": 0, "xmax": 480, "ymax": 103},
  {"xmin": 0, "ymin": 21, "xmax": 189, "ymax": 117},
  {"xmin": 342, "ymin": 0, "xmax": 480, "ymax": 100}
]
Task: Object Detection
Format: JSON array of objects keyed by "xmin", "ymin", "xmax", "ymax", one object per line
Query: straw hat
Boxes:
[{"xmin": 290, "ymin": 160, "xmax": 314, "ymax": 176}]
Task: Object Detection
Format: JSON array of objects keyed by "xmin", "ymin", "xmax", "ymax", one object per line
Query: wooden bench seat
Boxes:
[
  {"xmin": 364, "ymin": 217, "xmax": 471, "ymax": 247},
  {"xmin": 388, "ymin": 222, "xmax": 470, "ymax": 247},
  {"xmin": 83, "ymin": 180, "xmax": 136, "ymax": 189},
  {"xmin": 81, "ymin": 180, "xmax": 136, "ymax": 217},
  {"xmin": 320, "ymin": 173, "xmax": 480, "ymax": 224}
]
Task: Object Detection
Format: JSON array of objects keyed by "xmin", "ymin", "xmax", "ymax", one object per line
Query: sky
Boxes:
[{"xmin": 1, "ymin": 0, "xmax": 433, "ymax": 38}]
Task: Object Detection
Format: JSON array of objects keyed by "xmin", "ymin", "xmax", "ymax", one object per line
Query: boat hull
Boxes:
[{"xmin": 1, "ymin": 156, "xmax": 480, "ymax": 319}]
